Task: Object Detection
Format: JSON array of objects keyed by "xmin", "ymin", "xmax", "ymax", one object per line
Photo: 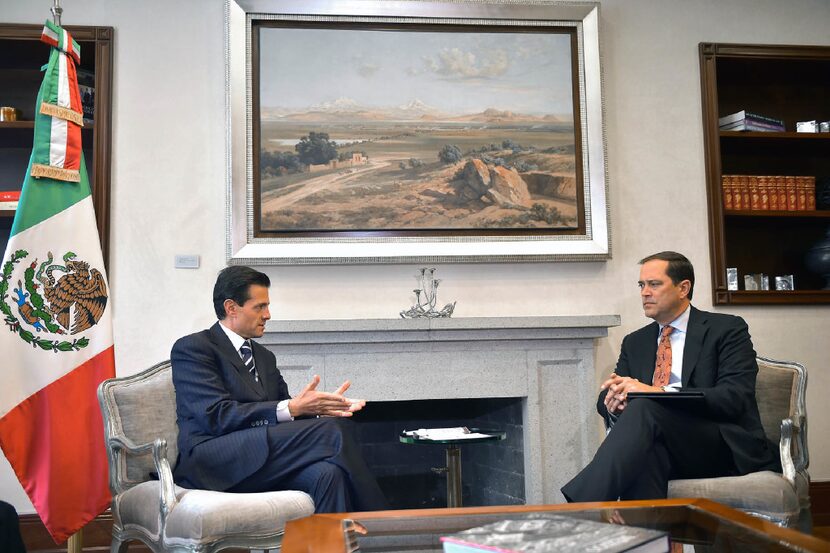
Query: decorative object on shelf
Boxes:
[
  {"xmin": 400, "ymin": 268, "xmax": 456, "ymax": 319},
  {"xmin": 816, "ymin": 177, "xmax": 830, "ymax": 210},
  {"xmin": 820, "ymin": 121, "xmax": 830, "ymax": 133},
  {"xmin": 76, "ymin": 68, "xmax": 94, "ymax": 124},
  {"xmin": 744, "ymin": 273, "xmax": 768, "ymax": 291},
  {"xmin": 726, "ymin": 268, "xmax": 738, "ymax": 291},
  {"xmin": 775, "ymin": 275, "xmax": 795, "ymax": 291},
  {"xmin": 796, "ymin": 120, "xmax": 818, "ymax": 133},
  {"xmin": 0, "ymin": 106, "xmax": 20, "ymax": 121},
  {"xmin": 805, "ymin": 227, "xmax": 830, "ymax": 289}
]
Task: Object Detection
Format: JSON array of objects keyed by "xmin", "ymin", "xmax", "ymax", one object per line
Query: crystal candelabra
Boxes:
[{"xmin": 400, "ymin": 268, "xmax": 456, "ymax": 319}]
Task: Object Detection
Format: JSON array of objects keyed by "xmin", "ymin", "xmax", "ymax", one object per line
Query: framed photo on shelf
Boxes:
[{"xmin": 226, "ymin": 0, "xmax": 609, "ymax": 264}]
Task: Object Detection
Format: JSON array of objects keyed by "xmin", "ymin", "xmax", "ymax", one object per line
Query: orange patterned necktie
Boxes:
[{"xmin": 653, "ymin": 325, "xmax": 674, "ymax": 387}]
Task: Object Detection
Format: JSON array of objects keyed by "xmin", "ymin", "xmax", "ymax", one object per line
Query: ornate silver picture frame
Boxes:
[{"xmin": 227, "ymin": 0, "xmax": 609, "ymax": 264}]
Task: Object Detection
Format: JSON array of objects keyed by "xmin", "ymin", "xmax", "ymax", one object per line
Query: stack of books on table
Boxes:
[
  {"xmin": 721, "ymin": 175, "xmax": 816, "ymax": 211},
  {"xmin": 719, "ymin": 110, "xmax": 785, "ymax": 132},
  {"xmin": 0, "ymin": 190, "xmax": 20, "ymax": 211},
  {"xmin": 440, "ymin": 514, "xmax": 669, "ymax": 553}
]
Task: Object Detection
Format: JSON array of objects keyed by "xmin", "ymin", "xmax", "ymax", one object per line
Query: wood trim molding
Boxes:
[
  {"xmin": 18, "ymin": 511, "xmax": 148, "ymax": 552},
  {"xmin": 812, "ymin": 480, "xmax": 830, "ymax": 527}
]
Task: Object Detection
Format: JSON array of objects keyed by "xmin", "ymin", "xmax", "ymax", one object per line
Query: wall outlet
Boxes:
[{"xmin": 174, "ymin": 254, "xmax": 200, "ymax": 269}]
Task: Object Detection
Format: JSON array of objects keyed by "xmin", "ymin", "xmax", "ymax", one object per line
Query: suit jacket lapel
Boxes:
[
  {"xmin": 209, "ymin": 322, "xmax": 266, "ymax": 398},
  {"xmin": 682, "ymin": 306, "xmax": 708, "ymax": 387}
]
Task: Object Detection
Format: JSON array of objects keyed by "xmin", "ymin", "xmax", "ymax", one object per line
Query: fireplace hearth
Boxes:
[{"xmin": 355, "ymin": 397, "xmax": 524, "ymax": 509}]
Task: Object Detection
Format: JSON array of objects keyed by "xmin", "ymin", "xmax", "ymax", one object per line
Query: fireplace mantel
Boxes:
[{"xmin": 262, "ymin": 315, "xmax": 620, "ymax": 504}]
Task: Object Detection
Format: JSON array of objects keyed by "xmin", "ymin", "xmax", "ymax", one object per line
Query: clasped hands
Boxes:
[
  {"xmin": 601, "ymin": 373, "xmax": 662, "ymax": 415},
  {"xmin": 288, "ymin": 374, "xmax": 366, "ymax": 418}
]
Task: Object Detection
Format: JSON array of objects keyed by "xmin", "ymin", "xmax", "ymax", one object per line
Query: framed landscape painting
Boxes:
[{"xmin": 227, "ymin": 0, "xmax": 609, "ymax": 264}]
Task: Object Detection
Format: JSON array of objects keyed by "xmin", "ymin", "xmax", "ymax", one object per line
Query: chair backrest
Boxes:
[
  {"xmin": 754, "ymin": 356, "xmax": 807, "ymax": 447},
  {"xmin": 97, "ymin": 361, "xmax": 178, "ymax": 493}
]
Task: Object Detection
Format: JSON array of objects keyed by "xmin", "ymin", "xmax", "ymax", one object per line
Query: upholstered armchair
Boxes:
[
  {"xmin": 97, "ymin": 361, "xmax": 315, "ymax": 553},
  {"xmin": 668, "ymin": 356, "xmax": 810, "ymax": 529}
]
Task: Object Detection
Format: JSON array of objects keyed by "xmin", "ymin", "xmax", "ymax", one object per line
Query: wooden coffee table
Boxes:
[{"xmin": 281, "ymin": 498, "xmax": 830, "ymax": 552}]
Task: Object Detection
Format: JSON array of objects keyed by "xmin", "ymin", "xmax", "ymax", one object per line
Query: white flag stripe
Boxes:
[
  {"xmin": 49, "ymin": 114, "xmax": 67, "ymax": 168},
  {"xmin": 0, "ymin": 196, "xmax": 112, "ymax": 417},
  {"xmin": 57, "ymin": 49, "xmax": 70, "ymax": 109},
  {"xmin": 43, "ymin": 26, "xmax": 58, "ymax": 43}
]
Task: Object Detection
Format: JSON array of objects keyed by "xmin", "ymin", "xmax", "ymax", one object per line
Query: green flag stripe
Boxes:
[
  {"xmin": 11, "ymin": 50, "xmax": 91, "ymax": 237},
  {"xmin": 11, "ymin": 153, "xmax": 91, "ymax": 237}
]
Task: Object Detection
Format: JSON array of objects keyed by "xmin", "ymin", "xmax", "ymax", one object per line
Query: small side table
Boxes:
[{"xmin": 399, "ymin": 428, "xmax": 506, "ymax": 508}]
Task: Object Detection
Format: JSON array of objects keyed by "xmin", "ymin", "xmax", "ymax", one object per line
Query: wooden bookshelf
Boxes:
[
  {"xmin": 724, "ymin": 210, "xmax": 830, "ymax": 218},
  {"xmin": 700, "ymin": 43, "xmax": 830, "ymax": 305}
]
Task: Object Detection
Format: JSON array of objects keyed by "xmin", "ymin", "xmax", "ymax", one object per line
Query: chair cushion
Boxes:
[
  {"xmin": 668, "ymin": 471, "xmax": 799, "ymax": 523},
  {"xmin": 114, "ymin": 481, "xmax": 314, "ymax": 547}
]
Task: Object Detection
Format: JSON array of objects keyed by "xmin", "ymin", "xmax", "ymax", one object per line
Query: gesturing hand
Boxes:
[{"xmin": 288, "ymin": 375, "xmax": 366, "ymax": 418}]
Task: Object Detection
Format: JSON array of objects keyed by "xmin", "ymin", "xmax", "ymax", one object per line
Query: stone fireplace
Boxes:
[{"xmin": 261, "ymin": 316, "xmax": 619, "ymax": 505}]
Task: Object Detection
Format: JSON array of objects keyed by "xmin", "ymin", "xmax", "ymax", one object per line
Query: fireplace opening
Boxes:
[{"xmin": 353, "ymin": 397, "xmax": 525, "ymax": 509}]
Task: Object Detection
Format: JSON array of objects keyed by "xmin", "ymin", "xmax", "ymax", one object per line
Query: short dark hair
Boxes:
[
  {"xmin": 213, "ymin": 266, "xmax": 271, "ymax": 319},
  {"xmin": 639, "ymin": 251, "xmax": 695, "ymax": 300}
]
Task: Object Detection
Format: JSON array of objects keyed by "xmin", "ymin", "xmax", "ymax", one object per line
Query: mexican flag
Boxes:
[{"xmin": 0, "ymin": 21, "xmax": 115, "ymax": 544}]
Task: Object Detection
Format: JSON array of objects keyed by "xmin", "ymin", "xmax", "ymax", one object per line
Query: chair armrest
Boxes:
[
  {"xmin": 108, "ymin": 436, "xmax": 179, "ymax": 519},
  {"xmin": 780, "ymin": 418, "xmax": 796, "ymax": 485},
  {"xmin": 779, "ymin": 416, "xmax": 808, "ymax": 487}
]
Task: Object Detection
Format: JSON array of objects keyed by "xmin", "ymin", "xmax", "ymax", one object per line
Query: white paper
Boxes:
[{"xmin": 403, "ymin": 427, "xmax": 492, "ymax": 440}]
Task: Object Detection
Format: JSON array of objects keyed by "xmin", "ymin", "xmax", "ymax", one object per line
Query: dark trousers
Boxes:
[
  {"xmin": 561, "ymin": 398, "xmax": 737, "ymax": 502},
  {"xmin": 229, "ymin": 418, "xmax": 387, "ymax": 513},
  {"xmin": 0, "ymin": 501, "xmax": 26, "ymax": 553}
]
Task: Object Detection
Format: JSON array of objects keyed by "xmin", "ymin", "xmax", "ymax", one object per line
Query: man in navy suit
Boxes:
[
  {"xmin": 562, "ymin": 251, "xmax": 780, "ymax": 502},
  {"xmin": 171, "ymin": 266, "xmax": 387, "ymax": 512}
]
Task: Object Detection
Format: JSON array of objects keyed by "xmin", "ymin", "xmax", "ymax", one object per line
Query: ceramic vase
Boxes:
[{"xmin": 805, "ymin": 226, "xmax": 830, "ymax": 289}]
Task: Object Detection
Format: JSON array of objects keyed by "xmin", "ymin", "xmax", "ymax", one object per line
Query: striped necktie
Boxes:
[
  {"xmin": 652, "ymin": 325, "xmax": 674, "ymax": 387},
  {"xmin": 240, "ymin": 340, "xmax": 259, "ymax": 383}
]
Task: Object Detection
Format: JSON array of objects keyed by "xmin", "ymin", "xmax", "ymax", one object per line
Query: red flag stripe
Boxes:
[{"xmin": 0, "ymin": 346, "xmax": 115, "ymax": 544}]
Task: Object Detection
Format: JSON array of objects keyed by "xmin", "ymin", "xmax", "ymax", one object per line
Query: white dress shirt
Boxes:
[{"xmin": 218, "ymin": 321, "xmax": 293, "ymax": 422}]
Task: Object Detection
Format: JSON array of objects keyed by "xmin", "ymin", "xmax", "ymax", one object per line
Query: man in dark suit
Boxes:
[
  {"xmin": 561, "ymin": 251, "xmax": 779, "ymax": 502},
  {"xmin": 171, "ymin": 266, "xmax": 387, "ymax": 512}
]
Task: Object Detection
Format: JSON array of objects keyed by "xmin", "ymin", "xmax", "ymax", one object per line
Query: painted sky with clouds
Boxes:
[{"xmin": 259, "ymin": 27, "xmax": 574, "ymax": 117}]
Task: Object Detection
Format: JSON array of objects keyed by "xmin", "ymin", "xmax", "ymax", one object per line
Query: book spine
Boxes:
[
  {"xmin": 718, "ymin": 110, "xmax": 783, "ymax": 126},
  {"xmin": 743, "ymin": 111, "xmax": 785, "ymax": 125},
  {"xmin": 776, "ymin": 176, "xmax": 787, "ymax": 211},
  {"xmin": 0, "ymin": 201, "xmax": 19, "ymax": 210},
  {"xmin": 807, "ymin": 176, "xmax": 816, "ymax": 210},
  {"xmin": 722, "ymin": 175, "xmax": 733, "ymax": 210},
  {"xmin": 759, "ymin": 176, "xmax": 770, "ymax": 210},
  {"xmin": 721, "ymin": 120, "xmax": 785, "ymax": 132},
  {"xmin": 796, "ymin": 177, "xmax": 808, "ymax": 210},
  {"xmin": 749, "ymin": 177, "xmax": 761, "ymax": 210},
  {"xmin": 0, "ymin": 190, "xmax": 21, "ymax": 201},
  {"xmin": 786, "ymin": 176, "xmax": 798, "ymax": 210},
  {"xmin": 741, "ymin": 176, "xmax": 751, "ymax": 210},
  {"xmin": 732, "ymin": 175, "xmax": 749, "ymax": 211},
  {"xmin": 768, "ymin": 176, "xmax": 779, "ymax": 210}
]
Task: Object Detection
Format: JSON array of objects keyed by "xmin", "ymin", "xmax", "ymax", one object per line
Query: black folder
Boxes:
[{"xmin": 627, "ymin": 391, "xmax": 704, "ymax": 400}]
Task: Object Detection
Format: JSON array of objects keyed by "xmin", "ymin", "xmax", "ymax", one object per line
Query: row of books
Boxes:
[
  {"xmin": 0, "ymin": 190, "xmax": 20, "ymax": 211},
  {"xmin": 719, "ymin": 110, "xmax": 785, "ymax": 132},
  {"xmin": 721, "ymin": 175, "xmax": 816, "ymax": 211}
]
